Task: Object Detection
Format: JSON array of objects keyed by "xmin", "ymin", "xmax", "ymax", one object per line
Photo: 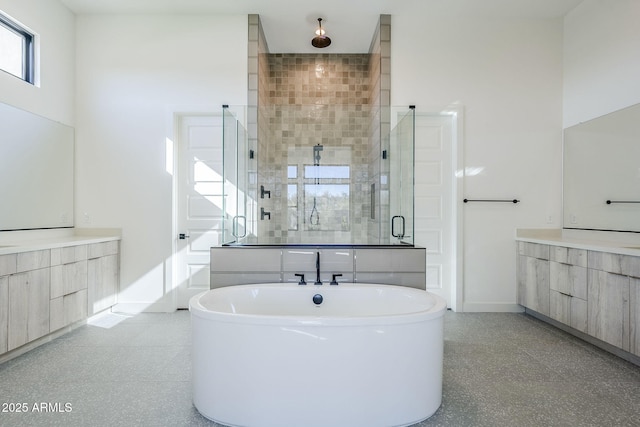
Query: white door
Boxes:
[
  {"xmin": 414, "ymin": 113, "xmax": 457, "ymax": 309},
  {"xmin": 176, "ymin": 114, "xmax": 224, "ymax": 308}
]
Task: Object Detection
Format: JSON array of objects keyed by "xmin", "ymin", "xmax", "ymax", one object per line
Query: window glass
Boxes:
[
  {"xmin": 304, "ymin": 184, "xmax": 350, "ymax": 231},
  {"xmin": 287, "ymin": 184, "xmax": 298, "ymax": 231},
  {"xmin": 304, "ymin": 165, "xmax": 350, "ymax": 180},
  {"xmin": 0, "ymin": 13, "xmax": 34, "ymax": 84}
]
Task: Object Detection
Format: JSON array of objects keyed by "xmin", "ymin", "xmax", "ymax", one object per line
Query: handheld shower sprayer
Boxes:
[{"xmin": 313, "ymin": 143, "xmax": 323, "ymax": 166}]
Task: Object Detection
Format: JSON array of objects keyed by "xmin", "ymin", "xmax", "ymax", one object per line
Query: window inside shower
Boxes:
[
  {"xmin": 286, "ymin": 165, "xmax": 351, "ymax": 232},
  {"xmin": 287, "ymin": 146, "xmax": 352, "ymax": 237}
]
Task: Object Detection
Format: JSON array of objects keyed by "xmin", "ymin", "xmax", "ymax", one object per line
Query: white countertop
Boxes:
[
  {"xmin": 0, "ymin": 228, "xmax": 121, "ymax": 256},
  {"xmin": 516, "ymin": 228, "xmax": 640, "ymax": 256}
]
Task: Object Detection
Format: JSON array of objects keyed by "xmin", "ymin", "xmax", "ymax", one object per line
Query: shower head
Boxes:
[{"xmin": 311, "ymin": 18, "xmax": 331, "ymax": 48}]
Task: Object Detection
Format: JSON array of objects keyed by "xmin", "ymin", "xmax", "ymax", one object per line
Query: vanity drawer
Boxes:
[
  {"xmin": 88, "ymin": 241, "xmax": 119, "ymax": 259},
  {"xmin": 623, "ymin": 255, "xmax": 640, "ymax": 278},
  {"xmin": 16, "ymin": 250, "xmax": 50, "ymax": 273},
  {"xmin": 550, "ymin": 246, "xmax": 587, "ymax": 267},
  {"xmin": 518, "ymin": 242, "xmax": 549, "ymax": 260},
  {"xmin": 0, "ymin": 254, "xmax": 17, "ymax": 277},
  {"xmin": 51, "ymin": 245, "xmax": 88, "ymax": 266}
]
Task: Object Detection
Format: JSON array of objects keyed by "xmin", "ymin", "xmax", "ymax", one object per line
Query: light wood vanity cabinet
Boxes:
[
  {"xmin": 50, "ymin": 245, "xmax": 88, "ymax": 332},
  {"xmin": 0, "ymin": 254, "xmax": 16, "ymax": 354},
  {"xmin": 0, "ymin": 238, "xmax": 119, "ymax": 358},
  {"xmin": 87, "ymin": 241, "xmax": 119, "ymax": 315},
  {"xmin": 587, "ymin": 268, "xmax": 629, "ymax": 351},
  {"xmin": 8, "ymin": 252, "xmax": 51, "ymax": 351},
  {"xmin": 0, "ymin": 276, "xmax": 7, "ymax": 354},
  {"xmin": 518, "ymin": 241, "xmax": 640, "ymax": 360},
  {"xmin": 586, "ymin": 251, "xmax": 640, "ymax": 354},
  {"xmin": 549, "ymin": 247, "xmax": 588, "ymax": 333},
  {"xmin": 631, "ymin": 277, "xmax": 640, "ymax": 356},
  {"xmin": 517, "ymin": 242, "xmax": 550, "ymax": 316}
]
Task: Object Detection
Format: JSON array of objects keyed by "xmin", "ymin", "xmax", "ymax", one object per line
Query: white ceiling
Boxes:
[{"xmin": 60, "ymin": 0, "xmax": 583, "ymax": 53}]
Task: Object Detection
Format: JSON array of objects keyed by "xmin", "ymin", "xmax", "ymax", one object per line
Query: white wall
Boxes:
[
  {"xmin": 563, "ymin": 0, "xmax": 640, "ymax": 127},
  {"xmin": 75, "ymin": 14, "xmax": 247, "ymax": 311},
  {"xmin": 0, "ymin": 0, "xmax": 75, "ymax": 125},
  {"xmin": 392, "ymin": 13, "xmax": 564, "ymax": 311}
]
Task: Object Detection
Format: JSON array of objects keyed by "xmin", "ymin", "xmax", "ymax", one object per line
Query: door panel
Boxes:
[
  {"xmin": 177, "ymin": 114, "xmax": 224, "ymax": 308},
  {"xmin": 414, "ymin": 113, "xmax": 455, "ymax": 307}
]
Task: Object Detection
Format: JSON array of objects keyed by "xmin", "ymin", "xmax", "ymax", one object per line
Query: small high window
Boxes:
[{"xmin": 0, "ymin": 12, "xmax": 35, "ymax": 84}]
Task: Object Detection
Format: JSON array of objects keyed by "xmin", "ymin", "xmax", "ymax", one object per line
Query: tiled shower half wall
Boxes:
[{"xmin": 252, "ymin": 15, "xmax": 391, "ymax": 244}]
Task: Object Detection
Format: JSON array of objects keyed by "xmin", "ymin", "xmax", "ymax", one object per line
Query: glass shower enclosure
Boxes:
[
  {"xmin": 221, "ymin": 106, "xmax": 252, "ymax": 245},
  {"xmin": 385, "ymin": 108, "xmax": 415, "ymax": 245},
  {"xmin": 221, "ymin": 105, "xmax": 415, "ymax": 246}
]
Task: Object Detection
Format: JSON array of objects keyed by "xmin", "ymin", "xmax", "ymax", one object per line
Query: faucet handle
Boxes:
[
  {"xmin": 330, "ymin": 273, "xmax": 342, "ymax": 285},
  {"xmin": 294, "ymin": 273, "xmax": 306, "ymax": 285}
]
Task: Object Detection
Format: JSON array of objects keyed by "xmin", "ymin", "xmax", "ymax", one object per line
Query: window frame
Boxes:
[
  {"xmin": 0, "ymin": 12, "xmax": 35, "ymax": 84},
  {"xmin": 288, "ymin": 163, "xmax": 352, "ymax": 232}
]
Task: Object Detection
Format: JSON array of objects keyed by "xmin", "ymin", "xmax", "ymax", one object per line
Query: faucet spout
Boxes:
[{"xmin": 314, "ymin": 252, "xmax": 322, "ymax": 285}]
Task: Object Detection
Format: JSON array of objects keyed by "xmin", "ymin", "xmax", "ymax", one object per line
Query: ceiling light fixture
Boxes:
[{"xmin": 311, "ymin": 18, "xmax": 331, "ymax": 48}]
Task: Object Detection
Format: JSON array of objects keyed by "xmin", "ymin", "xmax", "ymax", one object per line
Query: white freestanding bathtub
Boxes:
[{"xmin": 190, "ymin": 283, "xmax": 447, "ymax": 427}]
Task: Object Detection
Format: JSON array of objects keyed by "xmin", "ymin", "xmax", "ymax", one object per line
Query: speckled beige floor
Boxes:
[
  {"xmin": 1, "ymin": 310, "xmax": 639, "ymax": 426},
  {"xmin": 420, "ymin": 313, "xmax": 640, "ymax": 427}
]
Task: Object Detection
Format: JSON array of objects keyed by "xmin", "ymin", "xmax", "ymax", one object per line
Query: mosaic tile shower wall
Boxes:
[
  {"xmin": 368, "ymin": 15, "xmax": 391, "ymax": 243},
  {"xmin": 263, "ymin": 55, "xmax": 370, "ymax": 243},
  {"xmin": 246, "ymin": 15, "xmax": 266, "ymax": 242},
  {"xmin": 250, "ymin": 15, "xmax": 391, "ymax": 244},
  {"xmin": 248, "ymin": 14, "xmax": 274, "ymax": 243}
]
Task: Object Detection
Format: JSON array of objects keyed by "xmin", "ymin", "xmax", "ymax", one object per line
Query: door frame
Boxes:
[
  {"xmin": 449, "ymin": 105, "xmax": 465, "ymax": 312},
  {"xmin": 412, "ymin": 105, "xmax": 464, "ymax": 311},
  {"xmin": 166, "ymin": 106, "xmax": 219, "ymax": 311}
]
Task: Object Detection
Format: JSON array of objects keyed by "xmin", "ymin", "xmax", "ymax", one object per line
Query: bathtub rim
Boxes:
[{"xmin": 189, "ymin": 283, "xmax": 447, "ymax": 327}]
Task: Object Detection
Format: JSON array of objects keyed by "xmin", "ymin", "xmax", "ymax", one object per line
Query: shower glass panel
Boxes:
[
  {"xmin": 386, "ymin": 108, "xmax": 415, "ymax": 245},
  {"xmin": 221, "ymin": 105, "xmax": 414, "ymax": 246},
  {"xmin": 221, "ymin": 106, "xmax": 252, "ymax": 244}
]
